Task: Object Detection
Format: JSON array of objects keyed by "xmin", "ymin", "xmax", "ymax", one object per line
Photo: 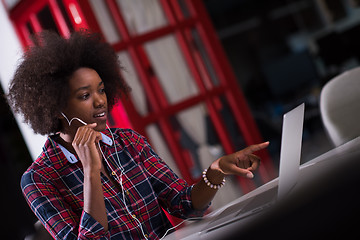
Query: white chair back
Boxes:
[{"xmin": 320, "ymin": 67, "xmax": 360, "ymax": 147}]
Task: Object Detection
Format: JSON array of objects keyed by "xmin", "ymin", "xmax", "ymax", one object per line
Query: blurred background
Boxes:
[{"xmin": 1, "ymin": 0, "xmax": 359, "ymax": 239}]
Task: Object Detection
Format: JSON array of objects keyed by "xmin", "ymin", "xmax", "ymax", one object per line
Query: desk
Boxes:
[{"xmin": 165, "ymin": 136, "xmax": 360, "ymax": 240}]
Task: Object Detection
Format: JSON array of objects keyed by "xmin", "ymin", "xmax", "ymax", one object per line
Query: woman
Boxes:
[{"xmin": 7, "ymin": 30, "xmax": 269, "ymax": 239}]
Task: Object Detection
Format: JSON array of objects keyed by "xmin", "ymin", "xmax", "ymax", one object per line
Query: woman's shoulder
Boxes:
[
  {"xmin": 108, "ymin": 128, "xmax": 146, "ymax": 143},
  {"xmin": 21, "ymin": 151, "xmax": 51, "ymax": 188},
  {"xmin": 110, "ymin": 128, "xmax": 142, "ymax": 136},
  {"xmin": 21, "ymin": 136, "xmax": 66, "ymax": 186},
  {"xmin": 107, "ymin": 128, "xmax": 148, "ymax": 153}
]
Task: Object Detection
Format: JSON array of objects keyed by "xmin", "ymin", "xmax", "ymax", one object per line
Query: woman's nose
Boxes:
[{"xmin": 94, "ymin": 93, "xmax": 106, "ymax": 108}]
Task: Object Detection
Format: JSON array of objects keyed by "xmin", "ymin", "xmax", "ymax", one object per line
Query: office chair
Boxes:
[{"xmin": 320, "ymin": 66, "xmax": 360, "ymax": 147}]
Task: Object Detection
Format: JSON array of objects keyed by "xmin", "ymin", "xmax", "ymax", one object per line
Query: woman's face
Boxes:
[{"xmin": 61, "ymin": 67, "xmax": 108, "ymax": 134}]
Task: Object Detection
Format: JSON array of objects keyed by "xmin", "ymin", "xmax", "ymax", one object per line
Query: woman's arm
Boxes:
[
  {"xmin": 21, "ymin": 123, "xmax": 110, "ymax": 239},
  {"xmin": 190, "ymin": 142, "xmax": 269, "ymax": 210},
  {"xmin": 21, "ymin": 169, "xmax": 110, "ymax": 239},
  {"xmin": 72, "ymin": 123, "xmax": 108, "ymax": 231}
]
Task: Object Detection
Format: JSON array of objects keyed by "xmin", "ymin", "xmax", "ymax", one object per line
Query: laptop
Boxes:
[{"xmin": 201, "ymin": 103, "xmax": 305, "ymax": 233}]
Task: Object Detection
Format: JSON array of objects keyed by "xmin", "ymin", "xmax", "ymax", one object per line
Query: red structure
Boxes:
[{"xmin": 6, "ymin": 0, "xmax": 276, "ymax": 194}]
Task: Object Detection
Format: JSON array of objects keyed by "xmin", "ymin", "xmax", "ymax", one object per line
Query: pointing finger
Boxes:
[{"xmin": 243, "ymin": 141, "xmax": 269, "ymax": 155}]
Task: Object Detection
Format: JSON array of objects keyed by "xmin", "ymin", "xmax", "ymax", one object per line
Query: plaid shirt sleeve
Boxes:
[
  {"xmin": 134, "ymin": 131, "xmax": 209, "ymax": 219},
  {"xmin": 21, "ymin": 162, "xmax": 110, "ymax": 239}
]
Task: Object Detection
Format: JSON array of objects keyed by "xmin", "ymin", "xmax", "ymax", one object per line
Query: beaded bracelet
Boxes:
[{"xmin": 202, "ymin": 168, "xmax": 226, "ymax": 190}]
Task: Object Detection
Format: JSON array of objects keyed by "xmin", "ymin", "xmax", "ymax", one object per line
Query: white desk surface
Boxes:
[{"xmin": 164, "ymin": 136, "xmax": 360, "ymax": 240}]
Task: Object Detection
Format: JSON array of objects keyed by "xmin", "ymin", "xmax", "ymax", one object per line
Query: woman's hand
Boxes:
[
  {"xmin": 211, "ymin": 141, "xmax": 269, "ymax": 179},
  {"xmin": 72, "ymin": 123, "xmax": 103, "ymax": 171},
  {"xmin": 191, "ymin": 142, "xmax": 269, "ymax": 210}
]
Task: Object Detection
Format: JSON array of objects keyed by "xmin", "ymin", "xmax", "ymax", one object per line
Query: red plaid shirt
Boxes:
[{"xmin": 21, "ymin": 128, "xmax": 207, "ymax": 239}]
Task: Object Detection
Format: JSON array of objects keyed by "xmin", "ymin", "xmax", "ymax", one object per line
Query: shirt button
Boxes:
[
  {"xmin": 131, "ymin": 214, "xmax": 136, "ymax": 218},
  {"xmin": 144, "ymin": 234, "xmax": 148, "ymax": 238},
  {"xmin": 126, "ymin": 190, "xmax": 130, "ymax": 195},
  {"xmin": 111, "ymin": 171, "xmax": 116, "ymax": 175}
]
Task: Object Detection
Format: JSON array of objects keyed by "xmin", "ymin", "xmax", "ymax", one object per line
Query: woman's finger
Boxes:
[
  {"xmin": 228, "ymin": 164, "xmax": 254, "ymax": 179},
  {"xmin": 243, "ymin": 141, "xmax": 269, "ymax": 155},
  {"xmin": 247, "ymin": 154, "xmax": 261, "ymax": 171}
]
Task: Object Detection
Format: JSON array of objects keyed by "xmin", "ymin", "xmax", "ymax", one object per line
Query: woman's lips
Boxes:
[
  {"xmin": 94, "ymin": 112, "xmax": 105, "ymax": 118},
  {"xmin": 93, "ymin": 111, "xmax": 107, "ymax": 121}
]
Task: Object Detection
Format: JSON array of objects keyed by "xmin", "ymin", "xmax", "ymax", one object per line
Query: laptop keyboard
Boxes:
[{"xmin": 204, "ymin": 186, "xmax": 278, "ymax": 233}]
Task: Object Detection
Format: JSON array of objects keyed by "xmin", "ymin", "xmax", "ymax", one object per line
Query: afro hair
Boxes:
[{"xmin": 7, "ymin": 29, "xmax": 130, "ymax": 135}]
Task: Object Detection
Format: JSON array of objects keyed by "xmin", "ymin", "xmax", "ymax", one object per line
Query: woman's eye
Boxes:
[
  {"xmin": 79, "ymin": 93, "xmax": 89, "ymax": 100},
  {"xmin": 99, "ymin": 88, "xmax": 105, "ymax": 94}
]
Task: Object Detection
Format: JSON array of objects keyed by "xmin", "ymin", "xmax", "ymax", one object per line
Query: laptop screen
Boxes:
[{"xmin": 278, "ymin": 103, "xmax": 305, "ymax": 199}]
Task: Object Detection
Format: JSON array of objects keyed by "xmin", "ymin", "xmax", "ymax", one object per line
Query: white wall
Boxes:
[{"xmin": 0, "ymin": 2, "xmax": 46, "ymax": 160}]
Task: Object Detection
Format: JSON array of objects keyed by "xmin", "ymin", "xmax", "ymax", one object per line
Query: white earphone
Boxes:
[{"xmin": 61, "ymin": 112, "xmax": 87, "ymax": 126}]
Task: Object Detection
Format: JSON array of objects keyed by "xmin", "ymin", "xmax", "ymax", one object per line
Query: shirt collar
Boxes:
[{"xmin": 58, "ymin": 132, "xmax": 113, "ymax": 164}]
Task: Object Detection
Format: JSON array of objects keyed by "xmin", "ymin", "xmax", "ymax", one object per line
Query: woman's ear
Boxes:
[
  {"xmin": 58, "ymin": 112, "xmax": 64, "ymax": 120},
  {"xmin": 57, "ymin": 112, "xmax": 68, "ymax": 127},
  {"xmin": 57, "ymin": 112, "xmax": 69, "ymax": 134},
  {"xmin": 59, "ymin": 112, "xmax": 69, "ymax": 123}
]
